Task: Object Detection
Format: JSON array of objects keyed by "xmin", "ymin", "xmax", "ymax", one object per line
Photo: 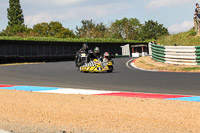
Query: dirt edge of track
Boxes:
[{"xmin": 0, "ymin": 89, "xmax": 200, "ymax": 133}]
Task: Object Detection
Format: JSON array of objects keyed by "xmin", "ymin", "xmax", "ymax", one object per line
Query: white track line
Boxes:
[
  {"xmin": 37, "ymin": 88, "xmax": 198, "ymax": 97},
  {"xmin": 126, "ymin": 58, "xmax": 158, "ymax": 72},
  {"xmin": 126, "ymin": 59, "xmax": 135, "ymax": 70},
  {"xmin": 38, "ymin": 88, "xmax": 119, "ymax": 95},
  {"xmin": 1, "ymin": 84, "xmax": 198, "ymax": 97}
]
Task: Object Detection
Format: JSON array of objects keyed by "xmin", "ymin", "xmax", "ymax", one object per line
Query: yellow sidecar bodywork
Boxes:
[{"xmin": 80, "ymin": 59, "xmax": 113, "ymax": 73}]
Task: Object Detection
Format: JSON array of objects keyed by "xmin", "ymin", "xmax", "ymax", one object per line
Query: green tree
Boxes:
[
  {"xmin": 109, "ymin": 18, "xmax": 142, "ymax": 40},
  {"xmin": 7, "ymin": 0, "xmax": 26, "ymax": 35},
  {"xmin": 76, "ymin": 20, "xmax": 95, "ymax": 38},
  {"xmin": 56, "ymin": 28, "xmax": 75, "ymax": 38},
  {"xmin": 94, "ymin": 23, "xmax": 107, "ymax": 38},
  {"xmin": 76, "ymin": 19, "xmax": 107, "ymax": 38},
  {"xmin": 49, "ymin": 21, "xmax": 63, "ymax": 37},
  {"xmin": 140, "ymin": 20, "xmax": 169, "ymax": 40},
  {"xmin": 33, "ymin": 21, "xmax": 75, "ymax": 38},
  {"xmin": 33, "ymin": 22, "xmax": 50, "ymax": 37}
]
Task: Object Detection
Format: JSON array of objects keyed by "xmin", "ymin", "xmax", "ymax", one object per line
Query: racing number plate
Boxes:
[{"xmin": 81, "ymin": 53, "xmax": 86, "ymax": 57}]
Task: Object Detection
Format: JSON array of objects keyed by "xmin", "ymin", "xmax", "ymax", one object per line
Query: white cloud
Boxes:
[
  {"xmin": 53, "ymin": 0, "xmax": 82, "ymax": 6},
  {"xmin": 168, "ymin": 20, "xmax": 194, "ymax": 34},
  {"xmin": 146, "ymin": 0, "xmax": 197, "ymax": 10},
  {"xmin": 25, "ymin": 13, "xmax": 56, "ymax": 27},
  {"xmin": 66, "ymin": 3, "xmax": 131, "ymax": 19},
  {"xmin": 0, "ymin": 2, "xmax": 9, "ymax": 30},
  {"xmin": 24, "ymin": 3, "xmax": 132, "ymax": 28}
]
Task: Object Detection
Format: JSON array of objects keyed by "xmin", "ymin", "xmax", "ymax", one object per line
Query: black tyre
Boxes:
[
  {"xmin": 75, "ymin": 56, "xmax": 78, "ymax": 67},
  {"xmin": 107, "ymin": 66, "xmax": 113, "ymax": 73},
  {"xmin": 75, "ymin": 61, "xmax": 78, "ymax": 67},
  {"xmin": 77, "ymin": 58, "xmax": 81, "ymax": 67}
]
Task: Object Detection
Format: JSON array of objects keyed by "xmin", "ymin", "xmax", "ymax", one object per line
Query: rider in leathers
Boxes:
[
  {"xmin": 86, "ymin": 47, "xmax": 103, "ymax": 63},
  {"xmin": 75, "ymin": 43, "xmax": 89, "ymax": 66}
]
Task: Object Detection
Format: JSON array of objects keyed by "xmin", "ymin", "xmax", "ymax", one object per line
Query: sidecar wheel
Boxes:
[{"xmin": 107, "ymin": 66, "xmax": 113, "ymax": 73}]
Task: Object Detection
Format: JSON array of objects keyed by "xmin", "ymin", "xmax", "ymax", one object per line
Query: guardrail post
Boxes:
[{"xmin": 148, "ymin": 42, "xmax": 152, "ymax": 56}]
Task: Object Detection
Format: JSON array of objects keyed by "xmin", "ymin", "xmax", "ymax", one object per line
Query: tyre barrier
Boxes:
[{"xmin": 151, "ymin": 44, "xmax": 200, "ymax": 65}]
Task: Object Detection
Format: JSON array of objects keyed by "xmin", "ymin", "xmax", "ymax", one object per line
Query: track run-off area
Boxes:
[{"xmin": 0, "ymin": 58, "xmax": 200, "ymax": 101}]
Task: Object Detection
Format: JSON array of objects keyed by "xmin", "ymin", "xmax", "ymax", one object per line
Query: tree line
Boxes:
[{"xmin": 0, "ymin": 0, "xmax": 169, "ymax": 41}]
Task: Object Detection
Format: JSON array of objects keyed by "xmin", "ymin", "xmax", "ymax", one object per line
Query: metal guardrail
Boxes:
[{"xmin": 151, "ymin": 44, "xmax": 200, "ymax": 65}]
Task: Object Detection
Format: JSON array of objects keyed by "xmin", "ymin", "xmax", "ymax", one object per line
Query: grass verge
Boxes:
[
  {"xmin": 157, "ymin": 28, "xmax": 200, "ymax": 46},
  {"xmin": 0, "ymin": 36, "xmax": 150, "ymax": 43},
  {"xmin": 134, "ymin": 56, "xmax": 200, "ymax": 72}
]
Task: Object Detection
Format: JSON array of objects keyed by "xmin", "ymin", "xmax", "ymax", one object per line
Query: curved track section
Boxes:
[{"xmin": 0, "ymin": 58, "xmax": 200, "ymax": 95}]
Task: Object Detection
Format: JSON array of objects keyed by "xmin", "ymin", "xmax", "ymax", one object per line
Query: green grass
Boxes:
[
  {"xmin": 157, "ymin": 28, "xmax": 200, "ymax": 46},
  {"xmin": 181, "ymin": 67, "xmax": 200, "ymax": 71},
  {"xmin": 139, "ymin": 61, "xmax": 145, "ymax": 63},
  {"xmin": 0, "ymin": 36, "xmax": 150, "ymax": 43}
]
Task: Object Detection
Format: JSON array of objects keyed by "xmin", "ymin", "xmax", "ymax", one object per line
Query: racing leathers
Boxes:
[{"xmin": 75, "ymin": 48, "xmax": 89, "ymax": 67}]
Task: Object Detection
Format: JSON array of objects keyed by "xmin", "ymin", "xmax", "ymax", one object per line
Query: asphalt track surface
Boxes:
[{"xmin": 0, "ymin": 58, "xmax": 200, "ymax": 96}]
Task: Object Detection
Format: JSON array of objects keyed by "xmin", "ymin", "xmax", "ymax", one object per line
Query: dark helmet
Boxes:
[
  {"xmin": 88, "ymin": 49, "xmax": 94, "ymax": 55},
  {"xmin": 82, "ymin": 43, "xmax": 88, "ymax": 50},
  {"xmin": 94, "ymin": 47, "xmax": 100, "ymax": 54}
]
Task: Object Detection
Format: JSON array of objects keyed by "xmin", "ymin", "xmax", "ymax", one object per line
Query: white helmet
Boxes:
[{"xmin": 104, "ymin": 52, "xmax": 109, "ymax": 58}]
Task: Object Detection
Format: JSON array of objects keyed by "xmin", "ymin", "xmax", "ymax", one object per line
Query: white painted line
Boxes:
[
  {"xmin": 131, "ymin": 62, "xmax": 156, "ymax": 72},
  {"xmin": 37, "ymin": 88, "xmax": 197, "ymax": 97},
  {"xmin": 126, "ymin": 59, "xmax": 135, "ymax": 70},
  {"xmin": 126, "ymin": 58, "xmax": 157, "ymax": 72},
  {"xmin": 2, "ymin": 84, "xmax": 198, "ymax": 97},
  {"xmin": 38, "ymin": 88, "xmax": 119, "ymax": 95}
]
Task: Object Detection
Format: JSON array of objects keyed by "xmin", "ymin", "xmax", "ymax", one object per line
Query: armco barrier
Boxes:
[{"xmin": 151, "ymin": 44, "xmax": 200, "ymax": 65}]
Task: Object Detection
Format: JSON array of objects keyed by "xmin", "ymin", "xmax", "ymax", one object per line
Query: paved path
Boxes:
[{"xmin": 0, "ymin": 58, "xmax": 200, "ymax": 95}]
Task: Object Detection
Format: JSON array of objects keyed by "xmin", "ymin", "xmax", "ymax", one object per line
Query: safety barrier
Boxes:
[
  {"xmin": 151, "ymin": 44, "xmax": 200, "ymax": 65},
  {"xmin": 0, "ymin": 40, "xmax": 147, "ymax": 64}
]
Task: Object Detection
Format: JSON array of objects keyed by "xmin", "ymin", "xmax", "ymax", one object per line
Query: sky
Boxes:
[{"xmin": 0, "ymin": 0, "xmax": 199, "ymax": 34}]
